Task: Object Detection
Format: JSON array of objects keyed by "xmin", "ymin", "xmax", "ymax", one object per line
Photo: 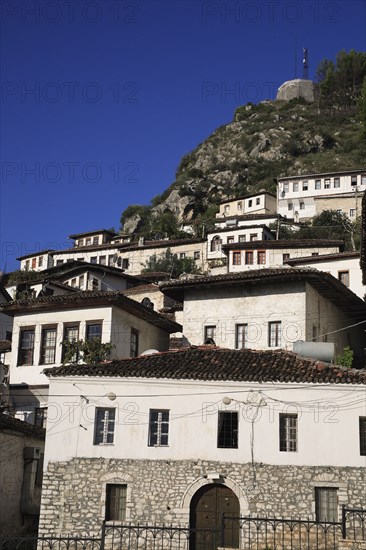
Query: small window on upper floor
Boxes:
[
  {"xmin": 334, "ymin": 178, "xmax": 340, "ymax": 188},
  {"xmin": 288, "ymin": 203, "xmax": 293, "ymax": 211},
  {"xmin": 256, "ymin": 198, "xmax": 260, "ymax": 205},
  {"xmin": 283, "ymin": 253, "xmax": 290, "ymax": 263},
  {"xmin": 232, "ymin": 252, "xmax": 241, "ymax": 265},
  {"xmin": 217, "ymin": 411, "xmax": 238, "ymax": 448},
  {"xmin": 349, "ymin": 208, "xmax": 356, "ymax": 218},
  {"xmin": 130, "ymin": 328, "xmax": 139, "ymax": 357},
  {"xmin": 237, "ymin": 202, "xmax": 242, "ymax": 210},
  {"xmin": 148, "ymin": 409, "xmax": 169, "ymax": 446},
  {"xmin": 86, "ymin": 238, "xmax": 92, "ymax": 246},
  {"xmin": 361, "ymin": 175, "xmax": 366, "ymax": 186},
  {"xmin": 94, "ymin": 407, "xmax": 115, "ymax": 445},
  {"xmin": 293, "ymin": 182, "xmax": 299, "ymax": 192},
  {"xmin": 122, "ymin": 259, "xmax": 129, "ymax": 270},
  {"xmin": 359, "ymin": 417, "xmax": 366, "ymax": 456},
  {"xmin": 194, "ymin": 251, "xmax": 200, "ymax": 260},
  {"xmin": 248, "ymin": 199, "xmax": 253, "ymax": 207},
  {"xmin": 31, "ymin": 258, "xmax": 37, "ymax": 269},
  {"xmin": 283, "ymin": 183, "xmax": 289, "ymax": 193},
  {"xmin": 86, "ymin": 323, "xmax": 102, "ymax": 341},
  {"xmin": 204, "ymin": 325, "xmax": 216, "ymax": 344},
  {"xmin": 315, "ymin": 180, "xmax": 321, "ymax": 190},
  {"xmin": 38, "ymin": 256, "xmax": 43, "ymax": 267},
  {"xmin": 40, "ymin": 327, "xmax": 57, "ymax": 365},
  {"xmin": 268, "ymin": 321, "xmax": 281, "ymax": 347},
  {"xmin": 227, "ymin": 237, "xmax": 234, "ymax": 244},
  {"xmin": 90, "ymin": 257, "xmax": 97, "ymax": 264},
  {"xmin": 99, "ymin": 256, "xmax": 106, "ymax": 265},
  {"xmin": 245, "ymin": 251, "xmax": 253, "ymax": 265},
  {"xmin": 324, "ymin": 179, "xmax": 330, "ymax": 189},
  {"xmin": 338, "ymin": 271, "xmax": 349, "ymax": 287},
  {"xmin": 279, "ymin": 414, "xmax": 297, "ymax": 452},
  {"xmin": 238, "ymin": 235, "xmax": 246, "ymax": 243},
  {"xmin": 302, "ymin": 181, "xmax": 308, "ymax": 191},
  {"xmin": 351, "ymin": 175, "xmax": 357, "ymax": 186},
  {"xmin": 93, "ymin": 236, "xmax": 99, "ymax": 245},
  {"xmin": 299, "ymin": 202, "xmax": 305, "ymax": 210}
]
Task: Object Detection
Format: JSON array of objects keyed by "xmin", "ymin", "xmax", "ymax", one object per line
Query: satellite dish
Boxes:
[{"xmin": 140, "ymin": 349, "xmax": 159, "ymax": 356}]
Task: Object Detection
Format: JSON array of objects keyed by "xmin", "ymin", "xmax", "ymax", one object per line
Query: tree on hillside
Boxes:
[
  {"xmin": 141, "ymin": 248, "xmax": 201, "ymax": 279},
  {"xmin": 358, "ymin": 76, "xmax": 366, "ymax": 141},
  {"xmin": 308, "ymin": 210, "xmax": 358, "ymax": 251}
]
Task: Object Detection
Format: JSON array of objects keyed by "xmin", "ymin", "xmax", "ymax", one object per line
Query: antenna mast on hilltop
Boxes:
[{"xmin": 303, "ymin": 47, "xmax": 309, "ymax": 80}]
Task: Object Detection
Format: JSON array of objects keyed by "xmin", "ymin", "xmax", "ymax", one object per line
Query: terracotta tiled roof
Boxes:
[
  {"xmin": 0, "ymin": 413, "xmax": 45, "ymax": 439},
  {"xmin": 123, "ymin": 284, "xmax": 159, "ymax": 295},
  {"xmin": 44, "ymin": 347, "xmax": 366, "ymax": 385},
  {"xmin": 222, "ymin": 239, "xmax": 343, "ymax": 250},
  {"xmin": 159, "ymin": 267, "xmax": 366, "ymax": 320},
  {"xmin": 286, "ymin": 252, "xmax": 360, "ymax": 265},
  {"xmin": 277, "ymin": 168, "xmax": 366, "ymax": 181},
  {"xmin": 0, "ymin": 290, "xmax": 181, "ymax": 332}
]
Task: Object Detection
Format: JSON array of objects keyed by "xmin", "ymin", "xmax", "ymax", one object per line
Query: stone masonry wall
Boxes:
[{"xmin": 39, "ymin": 458, "xmax": 366, "ymax": 537}]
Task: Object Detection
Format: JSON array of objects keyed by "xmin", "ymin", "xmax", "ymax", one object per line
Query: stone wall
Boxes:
[{"xmin": 39, "ymin": 458, "xmax": 366, "ymax": 537}]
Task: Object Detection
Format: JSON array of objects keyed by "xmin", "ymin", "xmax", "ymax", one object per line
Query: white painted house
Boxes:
[
  {"xmin": 222, "ymin": 239, "xmax": 343, "ymax": 272},
  {"xmin": 39, "ymin": 347, "xmax": 366, "ymax": 539},
  {"xmin": 277, "ymin": 169, "xmax": 366, "ymax": 221},
  {"xmin": 160, "ymin": 268, "xmax": 366, "ymax": 364},
  {"xmin": 286, "ymin": 252, "xmax": 365, "ymax": 299},
  {"xmin": 216, "ymin": 192, "xmax": 277, "ymax": 219},
  {"xmin": 0, "ymin": 291, "xmax": 180, "ymax": 425}
]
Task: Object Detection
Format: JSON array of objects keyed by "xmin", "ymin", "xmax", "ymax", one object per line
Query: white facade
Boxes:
[
  {"xmin": 44, "ymin": 372, "xmax": 366, "ymax": 469},
  {"xmin": 287, "ymin": 253, "xmax": 365, "ymax": 299},
  {"xmin": 277, "ymin": 170, "xmax": 366, "ymax": 220},
  {"xmin": 225, "ymin": 242, "xmax": 342, "ymax": 272},
  {"xmin": 207, "ymin": 226, "xmax": 273, "ymax": 262},
  {"xmin": 217, "ymin": 192, "xmax": 277, "ymax": 219},
  {"xmin": 19, "ymin": 252, "xmax": 54, "ymax": 272}
]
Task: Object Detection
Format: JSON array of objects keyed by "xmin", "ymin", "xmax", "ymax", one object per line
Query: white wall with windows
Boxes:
[
  {"xmin": 19, "ymin": 252, "xmax": 54, "ymax": 272},
  {"xmin": 277, "ymin": 170, "xmax": 366, "ymax": 220},
  {"xmin": 180, "ymin": 281, "xmax": 363, "ymax": 358},
  {"xmin": 226, "ymin": 244, "xmax": 341, "ymax": 272},
  {"xmin": 216, "ymin": 193, "xmax": 277, "ymax": 218},
  {"xmin": 207, "ymin": 226, "xmax": 274, "ymax": 262},
  {"xmin": 44, "ymin": 374, "xmax": 366, "ymax": 469}
]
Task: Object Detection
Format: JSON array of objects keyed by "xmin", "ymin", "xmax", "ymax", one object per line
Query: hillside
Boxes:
[{"xmin": 121, "ymin": 94, "xmax": 366, "ymax": 236}]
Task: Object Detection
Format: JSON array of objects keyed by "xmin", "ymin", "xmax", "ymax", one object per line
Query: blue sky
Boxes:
[{"xmin": 1, "ymin": 0, "xmax": 366, "ymax": 271}]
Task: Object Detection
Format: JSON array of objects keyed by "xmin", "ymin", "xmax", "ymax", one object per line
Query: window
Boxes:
[
  {"xmin": 334, "ymin": 177, "xmax": 340, "ymax": 188},
  {"xmin": 40, "ymin": 327, "xmax": 57, "ymax": 364},
  {"xmin": 248, "ymin": 199, "xmax": 253, "ymax": 207},
  {"xmin": 232, "ymin": 252, "xmax": 241, "ymax": 265},
  {"xmin": 122, "ymin": 259, "xmax": 129, "ymax": 270},
  {"xmin": 63, "ymin": 325, "xmax": 79, "ymax": 362},
  {"xmin": 86, "ymin": 238, "xmax": 92, "ymax": 246},
  {"xmin": 257, "ymin": 251, "xmax": 266, "ymax": 265},
  {"xmin": 283, "ymin": 183, "xmax": 289, "ymax": 193},
  {"xmin": 99, "ymin": 256, "xmax": 106, "ymax": 265},
  {"xmin": 224, "ymin": 205, "xmax": 230, "ymax": 214},
  {"xmin": 34, "ymin": 407, "xmax": 47, "ymax": 428},
  {"xmin": 78, "ymin": 239, "xmax": 84, "ymax": 247},
  {"xmin": 93, "ymin": 236, "xmax": 99, "ymax": 245},
  {"xmin": 79, "ymin": 275, "xmax": 85, "ymax": 289},
  {"xmin": 86, "ymin": 323, "xmax": 102, "ymax": 341},
  {"xmin": 78, "ymin": 257, "xmax": 84, "ymax": 262},
  {"xmin": 90, "ymin": 257, "xmax": 97, "ymax": 264},
  {"xmin": 283, "ymin": 253, "xmax": 290, "ymax": 263},
  {"xmin": 238, "ymin": 235, "xmax": 246, "ymax": 243},
  {"xmin": 180, "ymin": 253, "xmax": 186, "ymax": 259},
  {"xmin": 194, "ymin": 251, "xmax": 200, "ymax": 260},
  {"xmin": 204, "ymin": 325, "xmax": 216, "ymax": 343},
  {"xmin": 256, "ymin": 197, "xmax": 260, "ymax": 205},
  {"xmin": 315, "ymin": 179, "xmax": 321, "ymax": 190},
  {"xmin": 227, "ymin": 237, "xmax": 234, "ymax": 244},
  {"xmin": 108, "ymin": 255, "xmax": 115, "ymax": 266},
  {"xmin": 315, "ymin": 488, "xmax": 338, "ymax": 522},
  {"xmin": 105, "ymin": 484, "xmax": 126, "ymax": 521},
  {"xmin": 91, "ymin": 278, "xmax": 99, "ymax": 291},
  {"xmin": 38, "ymin": 256, "xmax": 43, "ymax": 267},
  {"xmin": 130, "ymin": 328, "xmax": 139, "ymax": 357},
  {"xmin": 351, "ymin": 175, "xmax": 357, "ymax": 186},
  {"xmin": 312, "ymin": 252, "xmax": 319, "ymax": 257},
  {"xmin": 250, "ymin": 234, "xmax": 257, "ymax": 241},
  {"xmin": 211, "ymin": 236, "xmax": 221, "ymax": 252},
  {"xmin": 300, "ymin": 202, "xmax": 305, "ymax": 210},
  {"xmin": 245, "ymin": 251, "xmax": 253, "ymax": 264},
  {"xmin": 25, "ymin": 260, "xmax": 30, "ymax": 270},
  {"xmin": 237, "ymin": 201, "xmax": 242, "ymax": 210},
  {"xmin": 288, "ymin": 203, "xmax": 293, "ymax": 211},
  {"xmin": 32, "ymin": 258, "xmax": 37, "ymax": 269},
  {"xmin": 302, "ymin": 181, "xmax": 308, "ymax": 191},
  {"xmin": 338, "ymin": 271, "xmax": 349, "ymax": 287},
  {"xmin": 235, "ymin": 324, "xmax": 248, "ymax": 349},
  {"xmin": 293, "ymin": 182, "xmax": 299, "ymax": 192},
  {"xmin": 268, "ymin": 321, "xmax": 281, "ymax": 347},
  {"xmin": 324, "ymin": 178, "xmax": 330, "ymax": 189},
  {"xmin": 71, "ymin": 278, "xmax": 77, "ymax": 287},
  {"xmin": 359, "ymin": 417, "xmax": 366, "ymax": 456},
  {"xmin": 279, "ymin": 414, "xmax": 297, "ymax": 452},
  {"xmin": 56, "ymin": 260, "xmax": 64, "ymax": 266},
  {"xmin": 217, "ymin": 411, "xmax": 238, "ymax": 448},
  {"xmin": 94, "ymin": 407, "xmax": 115, "ymax": 445},
  {"xmin": 148, "ymin": 409, "xmax": 169, "ymax": 446},
  {"xmin": 361, "ymin": 175, "xmax": 366, "ymax": 186},
  {"xmin": 349, "ymin": 208, "xmax": 356, "ymax": 218}
]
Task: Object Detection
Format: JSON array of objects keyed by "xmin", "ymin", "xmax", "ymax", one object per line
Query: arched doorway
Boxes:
[{"xmin": 189, "ymin": 484, "xmax": 240, "ymax": 550}]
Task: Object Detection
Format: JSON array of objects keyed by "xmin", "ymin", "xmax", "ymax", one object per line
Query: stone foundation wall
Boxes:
[{"xmin": 39, "ymin": 458, "xmax": 366, "ymax": 537}]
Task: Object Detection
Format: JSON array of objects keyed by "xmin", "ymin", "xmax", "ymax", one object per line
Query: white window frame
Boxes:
[
  {"xmin": 279, "ymin": 413, "xmax": 297, "ymax": 452},
  {"xmin": 94, "ymin": 407, "xmax": 116, "ymax": 445}
]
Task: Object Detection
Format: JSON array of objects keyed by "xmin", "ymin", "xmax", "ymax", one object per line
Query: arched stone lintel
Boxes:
[{"xmin": 180, "ymin": 477, "xmax": 248, "ymax": 516}]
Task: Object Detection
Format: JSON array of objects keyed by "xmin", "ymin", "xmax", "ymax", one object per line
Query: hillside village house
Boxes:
[
  {"xmin": 277, "ymin": 169, "xmax": 366, "ymax": 221},
  {"xmin": 285, "ymin": 252, "xmax": 365, "ymax": 299},
  {"xmin": 0, "ymin": 413, "xmax": 45, "ymax": 535},
  {"xmin": 0, "ymin": 291, "xmax": 180, "ymax": 425},
  {"xmin": 18, "ymin": 236, "xmax": 207, "ymax": 277},
  {"xmin": 216, "ymin": 191, "xmax": 277, "ymax": 218},
  {"xmin": 222, "ymin": 240, "xmax": 343, "ymax": 273},
  {"xmin": 38, "ymin": 347, "xmax": 366, "ymax": 540},
  {"xmin": 160, "ymin": 268, "xmax": 366, "ymax": 364}
]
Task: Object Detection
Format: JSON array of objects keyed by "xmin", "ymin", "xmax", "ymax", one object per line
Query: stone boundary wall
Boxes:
[{"xmin": 39, "ymin": 458, "xmax": 366, "ymax": 537}]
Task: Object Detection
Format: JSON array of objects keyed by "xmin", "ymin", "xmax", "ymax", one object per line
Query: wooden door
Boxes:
[{"xmin": 190, "ymin": 484, "xmax": 240, "ymax": 550}]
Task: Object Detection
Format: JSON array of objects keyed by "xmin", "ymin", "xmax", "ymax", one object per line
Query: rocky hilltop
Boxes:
[{"xmin": 122, "ymin": 92, "xmax": 365, "ymax": 235}]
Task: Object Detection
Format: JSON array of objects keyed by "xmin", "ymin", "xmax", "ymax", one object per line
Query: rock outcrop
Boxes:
[{"xmin": 276, "ymin": 79, "xmax": 315, "ymax": 103}]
